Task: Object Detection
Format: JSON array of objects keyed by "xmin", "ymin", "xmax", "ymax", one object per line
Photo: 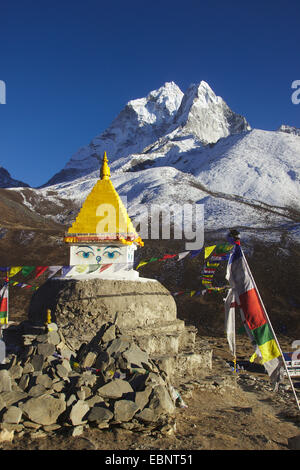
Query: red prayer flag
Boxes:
[{"xmin": 34, "ymin": 266, "xmax": 49, "ymax": 279}]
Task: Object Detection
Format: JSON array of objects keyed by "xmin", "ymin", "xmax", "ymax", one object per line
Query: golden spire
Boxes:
[{"xmin": 100, "ymin": 151, "xmax": 110, "ymax": 180}]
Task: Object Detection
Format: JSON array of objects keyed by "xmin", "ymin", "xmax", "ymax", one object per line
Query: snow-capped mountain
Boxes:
[
  {"xmin": 278, "ymin": 124, "xmax": 300, "ymax": 137},
  {"xmin": 3, "ymin": 80, "xmax": 300, "ymax": 244},
  {"xmin": 44, "ymin": 81, "xmax": 250, "ymax": 186},
  {"xmin": 0, "ymin": 166, "xmax": 29, "ymax": 188}
]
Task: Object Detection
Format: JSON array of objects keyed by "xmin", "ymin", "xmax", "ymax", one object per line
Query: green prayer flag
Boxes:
[{"xmin": 21, "ymin": 266, "xmax": 35, "ymax": 277}]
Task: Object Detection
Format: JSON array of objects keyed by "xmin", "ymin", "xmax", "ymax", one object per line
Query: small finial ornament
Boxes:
[{"xmin": 100, "ymin": 151, "xmax": 111, "ymax": 180}]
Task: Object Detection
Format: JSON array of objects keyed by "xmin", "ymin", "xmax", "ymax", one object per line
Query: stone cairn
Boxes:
[{"xmin": 0, "ymin": 319, "xmax": 185, "ymax": 442}]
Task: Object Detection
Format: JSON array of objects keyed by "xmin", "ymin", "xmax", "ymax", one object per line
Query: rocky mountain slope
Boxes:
[
  {"xmin": 0, "ymin": 167, "xmax": 29, "ymax": 189},
  {"xmin": 2, "ymin": 81, "xmax": 299, "ymax": 244},
  {"xmin": 34, "ymin": 81, "xmax": 299, "ymax": 246},
  {"xmin": 43, "ymin": 81, "xmax": 251, "ymax": 185}
]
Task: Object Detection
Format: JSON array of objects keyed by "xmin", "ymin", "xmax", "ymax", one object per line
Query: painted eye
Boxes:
[
  {"xmin": 104, "ymin": 250, "xmax": 121, "ymax": 259},
  {"xmin": 76, "ymin": 251, "xmax": 94, "ymax": 259}
]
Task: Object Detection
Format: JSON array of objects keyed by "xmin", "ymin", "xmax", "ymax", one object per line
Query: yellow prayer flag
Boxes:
[
  {"xmin": 204, "ymin": 245, "xmax": 216, "ymax": 259},
  {"xmin": 249, "ymin": 352, "xmax": 257, "ymax": 363},
  {"xmin": 136, "ymin": 260, "xmax": 148, "ymax": 270},
  {"xmin": 9, "ymin": 266, "xmax": 22, "ymax": 277},
  {"xmin": 190, "ymin": 290, "xmax": 196, "ymax": 297}
]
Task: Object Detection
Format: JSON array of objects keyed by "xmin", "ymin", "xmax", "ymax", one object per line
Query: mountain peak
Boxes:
[
  {"xmin": 277, "ymin": 124, "xmax": 300, "ymax": 136},
  {"xmin": 45, "ymin": 79, "xmax": 250, "ymax": 184},
  {"xmin": 173, "ymin": 81, "xmax": 250, "ymax": 143},
  {"xmin": 0, "ymin": 166, "xmax": 29, "ymax": 188},
  {"xmin": 126, "ymin": 81, "xmax": 184, "ymax": 125}
]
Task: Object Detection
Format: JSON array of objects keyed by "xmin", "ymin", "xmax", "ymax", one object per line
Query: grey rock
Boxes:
[
  {"xmin": 1, "ymin": 423, "xmax": 24, "ymax": 432},
  {"xmin": 9, "ymin": 364, "xmax": 23, "ymax": 380},
  {"xmin": 97, "ymin": 379, "xmax": 133, "ymax": 399},
  {"xmin": 107, "ymin": 337, "xmax": 130, "ymax": 356},
  {"xmin": 0, "ymin": 370, "xmax": 12, "ymax": 392},
  {"xmin": 72, "ymin": 425, "xmax": 84, "ymax": 437},
  {"xmin": 48, "ymin": 331, "xmax": 61, "ymax": 345},
  {"xmin": 36, "ymin": 334, "xmax": 49, "ymax": 343},
  {"xmin": 148, "ymin": 385, "xmax": 175, "ymax": 416},
  {"xmin": 114, "ymin": 400, "xmax": 139, "ymax": 422},
  {"xmin": 0, "ymin": 429, "xmax": 14, "ymax": 442},
  {"xmin": 78, "ymin": 371, "xmax": 97, "ymax": 388},
  {"xmin": 28, "ymin": 384, "xmax": 47, "ymax": 397},
  {"xmin": 70, "ymin": 400, "xmax": 90, "ymax": 426},
  {"xmin": 52, "ymin": 380, "xmax": 66, "ymax": 392},
  {"xmin": 21, "ymin": 395, "xmax": 66, "ymax": 425},
  {"xmin": 135, "ymin": 386, "xmax": 152, "ymax": 411},
  {"xmin": 136, "ymin": 408, "xmax": 157, "ymax": 423},
  {"xmin": 123, "ymin": 344, "xmax": 151, "ymax": 369},
  {"xmin": 66, "ymin": 394, "xmax": 77, "ymax": 407},
  {"xmin": 37, "ymin": 342, "xmax": 55, "ymax": 357},
  {"xmin": 85, "ymin": 395, "xmax": 106, "ymax": 407},
  {"xmin": 81, "ymin": 386, "xmax": 91, "ymax": 398},
  {"xmin": 23, "ymin": 363, "xmax": 34, "ymax": 374},
  {"xmin": 56, "ymin": 364, "xmax": 69, "ymax": 379},
  {"xmin": 0, "ymin": 394, "xmax": 5, "ymax": 412},
  {"xmin": 57, "ymin": 343, "xmax": 73, "ymax": 360},
  {"xmin": 101, "ymin": 325, "xmax": 116, "ymax": 343},
  {"xmin": 81, "ymin": 351, "xmax": 97, "ymax": 368},
  {"xmin": 23, "ymin": 421, "xmax": 41, "ymax": 429},
  {"xmin": 2, "ymin": 406, "xmax": 22, "ymax": 424},
  {"xmin": 18, "ymin": 374, "xmax": 30, "ymax": 391},
  {"xmin": 61, "ymin": 358, "xmax": 72, "ymax": 372},
  {"xmin": 43, "ymin": 423, "xmax": 61, "ymax": 432},
  {"xmin": 1, "ymin": 391, "xmax": 28, "ymax": 407},
  {"xmin": 36, "ymin": 374, "xmax": 53, "ymax": 389},
  {"xmin": 145, "ymin": 372, "xmax": 165, "ymax": 388},
  {"xmin": 31, "ymin": 354, "xmax": 44, "ymax": 371},
  {"xmin": 94, "ymin": 351, "xmax": 110, "ymax": 370},
  {"xmin": 87, "ymin": 405, "xmax": 113, "ymax": 423},
  {"xmin": 77, "ymin": 391, "xmax": 85, "ymax": 400}
]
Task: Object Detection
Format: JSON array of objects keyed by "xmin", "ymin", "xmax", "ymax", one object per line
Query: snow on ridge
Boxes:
[{"xmin": 58, "ymin": 79, "xmax": 250, "ymax": 176}]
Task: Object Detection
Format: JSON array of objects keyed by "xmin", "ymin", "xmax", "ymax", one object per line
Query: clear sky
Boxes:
[{"xmin": 0, "ymin": 0, "xmax": 299, "ymax": 187}]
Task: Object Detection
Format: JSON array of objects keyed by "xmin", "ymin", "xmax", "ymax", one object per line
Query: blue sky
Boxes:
[{"xmin": 0, "ymin": 0, "xmax": 299, "ymax": 187}]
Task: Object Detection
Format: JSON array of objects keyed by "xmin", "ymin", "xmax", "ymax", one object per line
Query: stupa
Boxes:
[
  {"xmin": 63, "ymin": 152, "xmax": 143, "ymax": 280},
  {"xmin": 29, "ymin": 152, "xmax": 212, "ymax": 380}
]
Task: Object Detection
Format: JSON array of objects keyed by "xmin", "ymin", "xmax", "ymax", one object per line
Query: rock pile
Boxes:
[{"xmin": 0, "ymin": 320, "xmax": 182, "ymax": 441}]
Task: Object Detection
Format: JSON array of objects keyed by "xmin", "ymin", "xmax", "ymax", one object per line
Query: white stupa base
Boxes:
[{"xmin": 60, "ymin": 269, "xmax": 141, "ymax": 281}]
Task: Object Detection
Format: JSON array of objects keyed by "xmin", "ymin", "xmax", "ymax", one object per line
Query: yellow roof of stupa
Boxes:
[{"xmin": 64, "ymin": 152, "xmax": 143, "ymax": 246}]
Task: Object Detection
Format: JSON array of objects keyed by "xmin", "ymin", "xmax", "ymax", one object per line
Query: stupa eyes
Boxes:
[
  {"xmin": 103, "ymin": 248, "xmax": 121, "ymax": 260},
  {"xmin": 75, "ymin": 245, "xmax": 121, "ymax": 262},
  {"xmin": 76, "ymin": 247, "xmax": 95, "ymax": 259}
]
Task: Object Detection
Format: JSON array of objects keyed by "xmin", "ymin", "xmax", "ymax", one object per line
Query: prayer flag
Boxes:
[
  {"xmin": 226, "ymin": 243, "xmax": 282, "ymax": 383},
  {"xmin": 61, "ymin": 266, "xmax": 73, "ymax": 277},
  {"xmin": 177, "ymin": 251, "xmax": 190, "ymax": 261},
  {"xmin": 9, "ymin": 266, "xmax": 22, "ymax": 277},
  {"xmin": 47, "ymin": 266, "xmax": 62, "ymax": 278},
  {"xmin": 224, "ymin": 288, "xmax": 236, "ymax": 357},
  {"xmin": 0, "ymin": 285, "xmax": 8, "ymax": 324},
  {"xmin": 21, "ymin": 266, "xmax": 35, "ymax": 277},
  {"xmin": 190, "ymin": 249, "xmax": 202, "ymax": 259},
  {"xmin": 136, "ymin": 260, "xmax": 148, "ymax": 270},
  {"xmin": 99, "ymin": 264, "xmax": 113, "ymax": 273},
  {"xmin": 159, "ymin": 254, "xmax": 177, "ymax": 261},
  {"xmin": 34, "ymin": 266, "xmax": 49, "ymax": 279},
  {"xmin": 204, "ymin": 245, "xmax": 216, "ymax": 259}
]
